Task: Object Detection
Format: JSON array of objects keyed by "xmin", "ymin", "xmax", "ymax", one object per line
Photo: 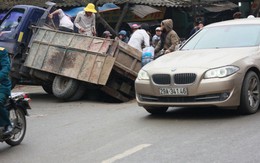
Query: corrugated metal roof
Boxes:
[
  {"xmin": 0, "ymin": 0, "xmax": 236, "ymax": 10},
  {"xmin": 204, "ymin": 1, "xmax": 238, "ymax": 12},
  {"xmin": 0, "ymin": 0, "xmax": 91, "ymax": 10},
  {"xmin": 97, "ymin": 0, "xmax": 192, "ymax": 8},
  {"xmin": 97, "ymin": 0, "xmax": 231, "ymax": 8},
  {"xmin": 131, "ymin": 5, "xmax": 161, "ymax": 18}
]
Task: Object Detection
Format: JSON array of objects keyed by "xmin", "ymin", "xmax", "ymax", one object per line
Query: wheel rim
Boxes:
[
  {"xmin": 9, "ymin": 109, "xmax": 25, "ymax": 142},
  {"xmin": 248, "ymin": 76, "xmax": 260, "ymax": 108},
  {"xmin": 60, "ymin": 77, "xmax": 70, "ymax": 90}
]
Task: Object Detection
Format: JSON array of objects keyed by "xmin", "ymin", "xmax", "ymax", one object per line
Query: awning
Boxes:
[
  {"xmin": 203, "ymin": 1, "xmax": 238, "ymax": 13},
  {"xmin": 130, "ymin": 5, "xmax": 161, "ymax": 18},
  {"xmin": 98, "ymin": 3, "xmax": 120, "ymax": 13},
  {"xmin": 127, "ymin": 20, "xmax": 160, "ymax": 29},
  {"xmin": 64, "ymin": 3, "xmax": 120, "ymax": 17}
]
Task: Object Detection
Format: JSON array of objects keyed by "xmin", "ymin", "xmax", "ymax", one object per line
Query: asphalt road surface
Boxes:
[{"xmin": 1, "ymin": 86, "xmax": 260, "ymax": 163}]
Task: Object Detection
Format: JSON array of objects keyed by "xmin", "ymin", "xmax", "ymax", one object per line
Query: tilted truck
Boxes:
[{"xmin": 0, "ymin": 4, "xmax": 142, "ymax": 101}]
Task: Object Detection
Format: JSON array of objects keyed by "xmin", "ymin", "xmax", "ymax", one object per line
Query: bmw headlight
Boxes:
[
  {"xmin": 137, "ymin": 69, "xmax": 150, "ymax": 80},
  {"xmin": 204, "ymin": 66, "xmax": 239, "ymax": 79}
]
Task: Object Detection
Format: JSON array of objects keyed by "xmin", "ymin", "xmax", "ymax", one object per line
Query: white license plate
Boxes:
[{"xmin": 159, "ymin": 87, "xmax": 188, "ymax": 95}]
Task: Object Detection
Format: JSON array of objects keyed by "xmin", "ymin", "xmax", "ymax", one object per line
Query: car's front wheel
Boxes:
[
  {"xmin": 239, "ymin": 71, "xmax": 260, "ymax": 114},
  {"xmin": 143, "ymin": 106, "xmax": 168, "ymax": 114}
]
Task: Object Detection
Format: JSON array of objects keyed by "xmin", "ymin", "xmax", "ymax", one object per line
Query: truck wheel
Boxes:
[
  {"xmin": 52, "ymin": 76, "xmax": 80, "ymax": 100},
  {"xmin": 42, "ymin": 81, "xmax": 53, "ymax": 94},
  {"xmin": 68, "ymin": 82, "xmax": 87, "ymax": 101}
]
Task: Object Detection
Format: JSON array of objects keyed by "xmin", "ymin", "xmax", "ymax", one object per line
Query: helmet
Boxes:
[
  {"xmin": 131, "ymin": 24, "xmax": 140, "ymax": 29},
  {"xmin": 103, "ymin": 31, "xmax": 112, "ymax": 37},
  {"xmin": 118, "ymin": 30, "xmax": 127, "ymax": 36},
  {"xmin": 84, "ymin": 3, "xmax": 97, "ymax": 13},
  {"xmin": 155, "ymin": 27, "xmax": 161, "ymax": 31}
]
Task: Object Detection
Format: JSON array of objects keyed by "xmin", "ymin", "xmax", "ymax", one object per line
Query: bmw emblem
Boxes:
[{"xmin": 171, "ymin": 67, "xmax": 177, "ymax": 72}]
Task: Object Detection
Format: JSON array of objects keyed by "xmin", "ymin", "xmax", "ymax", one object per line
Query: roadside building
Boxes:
[{"xmin": 97, "ymin": 0, "xmax": 239, "ymax": 40}]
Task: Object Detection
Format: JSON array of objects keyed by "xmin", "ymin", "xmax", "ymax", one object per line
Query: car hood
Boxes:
[{"xmin": 144, "ymin": 47, "xmax": 259, "ymax": 71}]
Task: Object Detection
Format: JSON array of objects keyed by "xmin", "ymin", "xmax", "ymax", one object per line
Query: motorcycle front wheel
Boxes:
[{"xmin": 5, "ymin": 107, "xmax": 26, "ymax": 146}]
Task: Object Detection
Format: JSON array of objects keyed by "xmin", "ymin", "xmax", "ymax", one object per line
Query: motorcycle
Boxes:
[{"xmin": 0, "ymin": 92, "xmax": 31, "ymax": 146}]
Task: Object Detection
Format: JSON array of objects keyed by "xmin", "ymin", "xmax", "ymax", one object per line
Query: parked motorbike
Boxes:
[{"xmin": 0, "ymin": 92, "xmax": 31, "ymax": 146}]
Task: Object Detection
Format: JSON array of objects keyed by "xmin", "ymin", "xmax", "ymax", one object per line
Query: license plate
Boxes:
[{"xmin": 159, "ymin": 87, "xmax": 188, "ymax": 95}]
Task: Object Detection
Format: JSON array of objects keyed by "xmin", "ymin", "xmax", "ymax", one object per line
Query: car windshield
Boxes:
[
  {"xmin": 181, "ymin": 25, "xmax": 260, "ymax": 50},
  {"xmin": 0, "ymin": 8, "xmax": 24, "ymax": 40}
]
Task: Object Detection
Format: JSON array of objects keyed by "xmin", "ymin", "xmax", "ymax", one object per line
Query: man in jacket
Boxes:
[
  {"xmin": 155, "ymin": 19, "xmax": 180, "ymax": 58},
  {"xmin": 0, "ymin": 47, "xmax": 12, "ymax": 135}
]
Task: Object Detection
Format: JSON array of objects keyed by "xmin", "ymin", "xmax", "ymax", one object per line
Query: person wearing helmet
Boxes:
[
  {"xmin": 102, "ymin": 30, "xmax": 112, "ymax": 39},
  {"xmin": 128, "ymin": 23, "xmax": 150, "ymax": 51},
  {"xmin": 74, "ymin": 3, "xmax": 97, "ymax": 36},
  {"xmin": 116, "ymin": 30, "xmax": 129, "ymax": 43},
  {"xmin": 152, "ymin": 27, "xmax": 162, "ymax": 47}
]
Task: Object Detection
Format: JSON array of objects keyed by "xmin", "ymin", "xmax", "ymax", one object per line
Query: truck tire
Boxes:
[
  {"xmin": 68, "ymin": 82, "xmax": 87, "ymax": 101},
  {"xmin": 42, "ymin": 81, "xmax": 53, "ymax": 95},
  {"xmin": 52, "ymin": 76, "xmax": 80, "ymax": 100}
]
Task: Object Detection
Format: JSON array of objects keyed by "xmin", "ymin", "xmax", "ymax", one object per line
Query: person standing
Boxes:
[
  {"xmin": 155, "ymin": 19, "xmax": 180, "ymax": 58},
  {"xmin": 74, "ymin": 3, "xmax": 97, "ymax": 36},
  {"xmin": 152, "ymin": 27, "xmax": 162, "ymax": 47},
  {"xmin": 48, "ymin": 9, "xmax": 74, "ymax": 32},
  {"xmin": 0, "ymin": 47, "xmax": 12, "ymax": 135},
  {"xmin": 128, "ymin": 23, "xmax": 150, "ymax": 51}
]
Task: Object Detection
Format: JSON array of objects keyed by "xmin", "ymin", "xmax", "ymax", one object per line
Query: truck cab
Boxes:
[
  {"xmin": 0, "ymin": 5, "xmax": 45, "ymax": 55},
  {"xmin": 0, "ymin": 5, "xmax": 46, "ymax": 86}
]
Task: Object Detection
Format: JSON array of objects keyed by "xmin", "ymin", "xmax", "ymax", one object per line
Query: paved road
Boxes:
[{"xmin": 1, "ymin": 86, "xmax": 260, "ymax": 163}]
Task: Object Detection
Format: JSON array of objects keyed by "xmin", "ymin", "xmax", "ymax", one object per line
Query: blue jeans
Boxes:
[{"xmin": 0, "ymin": 93, "xmax": 10, "ymax": 127}]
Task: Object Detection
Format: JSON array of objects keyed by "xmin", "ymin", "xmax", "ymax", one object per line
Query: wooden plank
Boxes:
[
  {"xmin": 88, "ymin": 38, "xmax": 105, "ymax": 53},
  {"xmin": 118, "ymin": 40, "xmax": 142, "ymax": 60},
  {"xmin": 98, "ymin": 56, "xmax": 115, "ymax": 85},
  {"xmin": 33, "ymin": 28, "xmax": 46, "ymax": 42},
  {"xmin": 78, "ymin": 54, "xmax": 97, "ymax": 82},
  {"xmin": 31, "ymin": 44, "xmax": 49, "ymax": 69},
  {"xmin": 115, "ymin": 51, "xmax": 134, "ymax": 70},
  {"xmin": 69, "ymin": 35, "xmax": 93, "ymax": 51},
  {"xmin": 89, "ymin": 56, "xmax": 105, "ymax": 84},
  {"xmin": 41, "ymin": 30, "xmax": 56, "ymax": 43},
  {"xmin": 98, "ymin": 39, "xmax": 112, "ymax": 54},
  {"xmin": 107, "ymin": 40, "xmax": 119, "ymax": 56},
  {"xmin": 134, "ymin": 62, "xmax": 142, "ymax": 73},
  {"xmin": 42, "ymin": 46, "xmax": 66, "ymax": 73},
  {"xmin": 114, "ymin": 62, "xmax": 137, "ymax": 76},
  {"xmin": 51, "ymin": 32, "xmax": 74, "ymax": 46},
  {"xmin": 24, "ymin": 42, "xmax": 39, "ymax": 67},
  {"xmin": 60, "ymin": 50, "xmax": 85, "ymax": 78}
]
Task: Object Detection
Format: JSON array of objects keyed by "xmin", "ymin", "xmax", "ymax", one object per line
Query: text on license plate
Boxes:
[{"xmin": 159, "ymin": 88, "xmax": 188, "ymax": 95}]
